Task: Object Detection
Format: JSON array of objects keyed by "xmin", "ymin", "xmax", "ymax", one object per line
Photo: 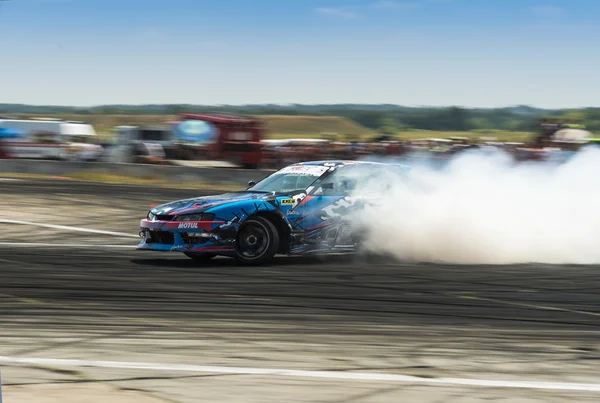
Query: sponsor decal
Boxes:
[
  {"xmin": 174, "ymin": 120, "xmax": 218, "ymax": 144},
  {"xmin": 278, "ymin": 165, "xmax": 330, "ymax": 177},
  {"xmin": 321, "ymin": 197, "xmax": 361, "ymax": 219},
  {"xmin": 281, "ymin": 199, "xmax": 295, "ymax": 204},
  {"xmin": 178, "ymin": 222, "xmax": 199, "ymax": 229}
]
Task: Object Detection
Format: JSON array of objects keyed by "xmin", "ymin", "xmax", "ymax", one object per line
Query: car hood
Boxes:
[{"xmin": 149, "ymin": 191, "xmax": 281, "ymax": 217}]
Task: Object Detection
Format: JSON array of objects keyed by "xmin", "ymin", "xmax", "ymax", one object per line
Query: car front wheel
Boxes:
[{"xmin": 235, "ymin": 216, "xmax": 279, "ymax": 265}]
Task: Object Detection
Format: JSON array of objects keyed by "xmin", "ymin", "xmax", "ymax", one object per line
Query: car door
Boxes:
[{"xmin": 287, "ymin": 165, "xmax": 375, "ymax": 247}]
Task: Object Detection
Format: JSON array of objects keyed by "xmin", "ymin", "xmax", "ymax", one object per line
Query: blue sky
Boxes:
[{"xmin": 1, "ymin": 0, "xmax": 598, "ymax": 108}]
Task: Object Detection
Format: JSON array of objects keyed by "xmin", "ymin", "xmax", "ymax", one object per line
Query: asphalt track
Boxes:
[{"xmin": 1, "ymin": 178, "xmax": 600, "ymax": 402}]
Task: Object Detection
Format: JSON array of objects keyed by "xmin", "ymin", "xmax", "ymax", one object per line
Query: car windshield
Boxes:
[
  {"xmin": 248, "ymin": 164, "xmax": 330, "ymax": 194},
  {"xmin": 309, "ymin": 164, "xmax": 408, "ymax": 196}
]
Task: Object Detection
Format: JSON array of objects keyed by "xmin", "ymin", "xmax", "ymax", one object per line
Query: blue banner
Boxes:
[
  {"xmin": 173, "ymin": 120, "xmax": 218, "ymax": 143},
  {"xmin": 0, "ymin": 128, "xmax": 24, "ymax": 138}
]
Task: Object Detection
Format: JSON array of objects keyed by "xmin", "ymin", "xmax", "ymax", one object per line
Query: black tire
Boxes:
[
  {"xmin": 235, "ymin": 216, "xmax": 280, "ymax": 265},
  {"xmin": 184, "ymin": 252, "xmax": 217, "ymax": 262}
]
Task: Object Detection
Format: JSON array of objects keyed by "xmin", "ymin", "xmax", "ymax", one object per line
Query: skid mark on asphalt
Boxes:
[
  {"xmin": 0, "ymin": 219, "xmax": 139, "ymax": 238},
  {"xmin": 1, "ymin": 356, "xmax": 600, "ymax": 393},
  {"xmin": 0, "ymin": 274, "xmax": 189, "ymax": 357},
  {"xmin": 0, "ymin": 292, "xmax": 43, "ymax": 305},
  {"xmin": 7, "ymin": 250, "xmax": 598, "ymax": 331},
  {"xmin": 452, "ymin": 293, "xmax": 600, "ymax": 318},
  {"xmin": 111, "ymin": 259, "xmax": 600, "ymax": 328}
]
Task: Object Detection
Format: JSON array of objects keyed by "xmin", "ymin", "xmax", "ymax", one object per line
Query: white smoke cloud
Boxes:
[{"xmin": 353, "ymin": 147, "xmax": 600, "ymax": 264}]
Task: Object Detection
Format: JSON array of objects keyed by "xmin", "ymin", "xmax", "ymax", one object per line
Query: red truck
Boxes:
[{"xmin": 172, "ymin": 113, "xmax": 265, "ymax": 169}]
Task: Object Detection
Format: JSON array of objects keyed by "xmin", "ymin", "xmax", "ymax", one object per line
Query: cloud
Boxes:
[
  {"xmin": 314, "ymin": 7, "xmax": 359, "ymax": 19},
  {"xmin": 371, "ymin": 1, "xmax": 417, "ymax": 9},
  {"xmin": 532, "ymin": 5, "xmax": 564, "ymax": 18}
]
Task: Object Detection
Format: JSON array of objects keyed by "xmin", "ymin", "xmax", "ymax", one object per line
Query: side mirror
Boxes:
[
  {"xmin": 248, "ymin": 180, "xmax": 256, "ymax": 188},
  {"xmin": 322, "ymin": 182, "xmax": 334, "ymax": 189}
]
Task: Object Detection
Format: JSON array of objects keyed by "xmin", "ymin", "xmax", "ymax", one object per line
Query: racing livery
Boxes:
[{"xmin": 137, "ymin": 160, "xmax": 410, "ymax": 264}]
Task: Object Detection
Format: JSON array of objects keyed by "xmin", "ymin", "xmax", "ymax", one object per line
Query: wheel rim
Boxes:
[{"xmin": 238, "ymin": 222, "xmax": 269, "ymax": 259}]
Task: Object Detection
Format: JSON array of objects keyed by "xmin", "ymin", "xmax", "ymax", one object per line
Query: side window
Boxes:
[
  {"xmin": 279, "ymin": 174, "xmax": 318, "ymax": 192},
  {"xmin": 296, "ymin": 175, "xmax": 317, "ymax": 189},
  {"xmin": 312, "ymin": 165, "xmax": 402, "ymax": 196},
  {"xmin": 313, "ymin": 166, "xmax": 364, "ymax": 196}
]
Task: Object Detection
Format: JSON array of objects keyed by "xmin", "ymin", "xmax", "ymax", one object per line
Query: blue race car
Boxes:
[{"xmin": 138, "ymin": 160, "xmax": 410, "ymax": 265}]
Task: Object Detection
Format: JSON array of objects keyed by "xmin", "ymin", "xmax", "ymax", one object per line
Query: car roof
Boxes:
[
  {"xmin": 291, "ymin": 160, "xmax": 412, "ymax": 172},
  {"xmin": 294, "ymin": 160, "xmax": 376, "ymax": 167}
]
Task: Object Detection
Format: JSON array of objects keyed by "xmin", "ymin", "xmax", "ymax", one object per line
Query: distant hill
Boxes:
[
  {"xmin": 0, "ymin": 103, "xmax": 564, "ymax": 115},
  {"xmin": 2, "ymin": 103, "xmax": 598, "ymax": 132}
]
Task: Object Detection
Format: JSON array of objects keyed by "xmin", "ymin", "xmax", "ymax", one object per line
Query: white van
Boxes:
[{"xmin": 0, "ymin": 118, "xmax": 99, "ymax": 160}]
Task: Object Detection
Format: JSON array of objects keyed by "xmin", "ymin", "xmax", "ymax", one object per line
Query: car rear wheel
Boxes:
[
  {"xmin": 235, "ymin": 216, "xmax": 279, "ymax": 265},
  {"xmin": 184, "ymin": 252, "xmax": 216, "ymax": 262}
]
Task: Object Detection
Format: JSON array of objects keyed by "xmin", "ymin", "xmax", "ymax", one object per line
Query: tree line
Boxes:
[{"xmin": 2, "ymin": 103, "xmax": 599, "ymax": 132}]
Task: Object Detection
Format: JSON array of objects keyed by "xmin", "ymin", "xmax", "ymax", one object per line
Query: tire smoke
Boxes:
[{"xmin": 353, "ymin": 147, "xmax": 600, "ymax": 264}]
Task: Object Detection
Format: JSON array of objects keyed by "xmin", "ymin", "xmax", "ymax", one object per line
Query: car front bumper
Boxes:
[{"xmin": 137, "ymin": 218, "xmax": 236, "ymax": 255}]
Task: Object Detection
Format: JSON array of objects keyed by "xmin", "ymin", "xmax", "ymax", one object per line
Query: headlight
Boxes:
[{"xmin": 174, "ymin": 213, "xmax": 214, "ymax": 221}]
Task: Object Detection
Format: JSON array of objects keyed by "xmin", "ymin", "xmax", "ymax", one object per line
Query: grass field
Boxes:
[
  {"xmin": 395, "ymin": 130, "xmax": 533, "ymax": 142},
  {"xmin": 12, "ymin": 113, "xmax": 535, "ymax": 143},
  {"xmin": 260, "ymin": 115, "xmax": 376, "ymax": 139}
]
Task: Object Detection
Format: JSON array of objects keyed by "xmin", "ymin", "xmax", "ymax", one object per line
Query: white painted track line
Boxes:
[
  {"xmin": 0, "ymin": 356, "xmax": 599, "ymax": 392},
  {"xmin": 0, "ymin": 219, "xmax": 139, "ymax": 238},
  {"xmin": 0, "ymin": 242, "xmax": 136, "ymax": 248}
]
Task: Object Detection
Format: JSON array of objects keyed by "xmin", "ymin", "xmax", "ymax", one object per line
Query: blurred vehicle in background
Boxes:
[
  {"xmin": 64, "ymin": 135, "xmax": 104, "ymax": 162},
  {"xmin": 0, "ymin": 117, "xmax": 102, "ymax": 160},
  {"xmin": 105, "ymin": 125, "xmax": 173, "ymax": 164},
  {"xmin": 552, "ymin": 127, "xmax": 592, "ymax": 143},
  {"xmin": 172, "ymin": 113, "xmax": 265, "ymax": 169},
  {"xmin": 1, "ymin": 115, "xmax": 598, "ymax": 168},
  {"xmin": 0, "ymin": 127, "xmax": 23, "ymax": 158}
]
